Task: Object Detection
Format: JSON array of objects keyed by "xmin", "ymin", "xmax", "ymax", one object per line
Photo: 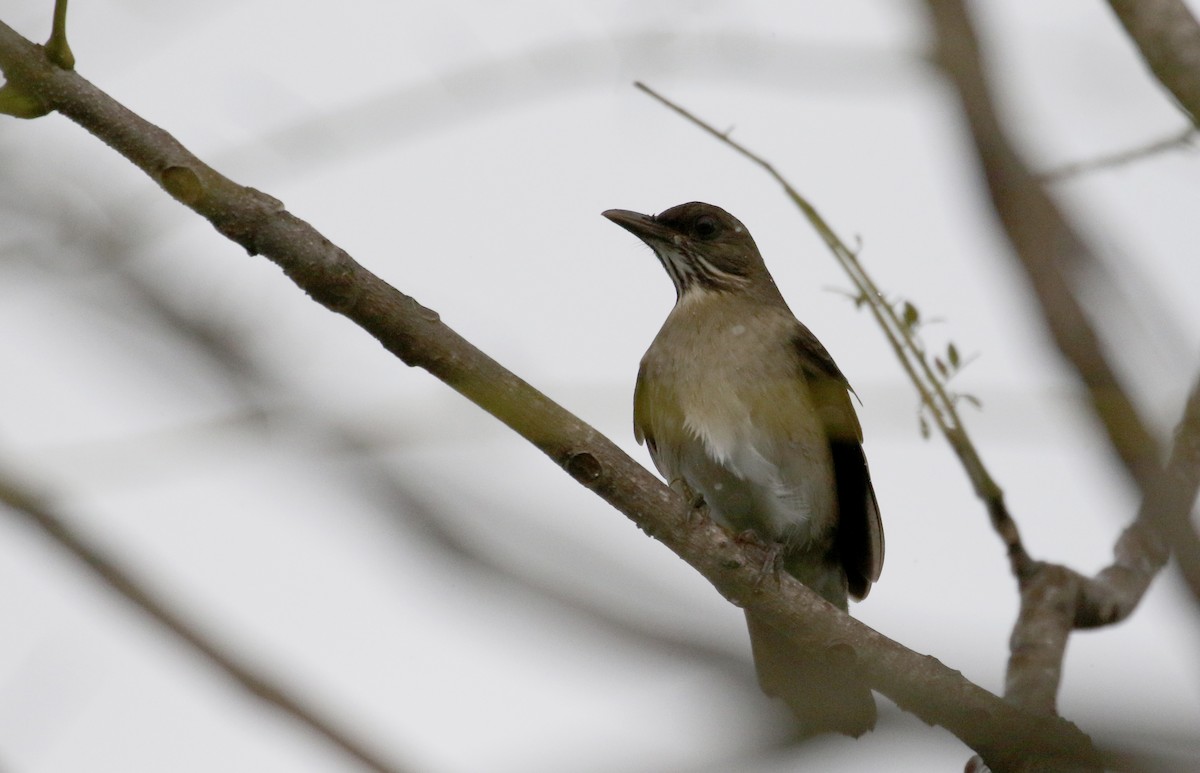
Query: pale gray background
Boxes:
[{"xmin": 1, "ymin": 1, "xmax": 1199, "ymax": 771}]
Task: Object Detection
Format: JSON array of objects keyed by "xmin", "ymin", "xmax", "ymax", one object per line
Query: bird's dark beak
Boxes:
[{"xmin": 602, "ymin": 209, "xmax": 675, "ymax": 246}]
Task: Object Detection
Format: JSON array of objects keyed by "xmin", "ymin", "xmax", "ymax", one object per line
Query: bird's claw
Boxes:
[
  {"xmin": 670, "ymin": 479, "xmax": 707, "ymax": 522},
  {"xmin": 732, "ymin": 531, "xmax": 785, "ymax": 586}
]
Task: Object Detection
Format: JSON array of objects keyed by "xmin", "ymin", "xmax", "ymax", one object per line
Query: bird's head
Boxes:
[{"xmin": 603, "ymin": 202, "xmax": 779, "ymax": 302}]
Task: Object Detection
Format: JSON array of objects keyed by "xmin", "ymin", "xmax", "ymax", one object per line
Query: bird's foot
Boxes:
[
  {"xmin": 670, "ymin": 479, "xmax": 707, "ymax": 522},
  {"xmin": 733, "ymin": 530, "xmax": 784, "ymax": 586}
]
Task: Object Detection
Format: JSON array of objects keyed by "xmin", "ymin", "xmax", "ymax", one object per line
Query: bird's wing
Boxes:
[
  {"xmin": 792, "ymin": 326, "xmax": 885, "ymax": 600},
  {"xmin": 633, "ymin": 360, "xmax": 652, "ymax": 449},
  {"xmin": 634, "ymin": 359, "xmax": 676, "ymax": 482}
]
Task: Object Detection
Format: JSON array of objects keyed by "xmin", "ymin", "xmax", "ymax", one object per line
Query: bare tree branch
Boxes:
[
  {"xmin": 1039, "ymin": 125, "xmax": 1198, "ymax": 182},
  {"xmin": 1100, "ymin": 373, "xmax": 1200, "ymax": 616},
  {"xmin": 1107, "ymin": 0, "xmax": 1200, "ymax": 126},
  {"xmin": 1004, "ymin": 564, "xmax": 1075, "ymax": 716},
  {"xmin": 0, "ymin": 18, "xmax": 1106, "ymax": 770},
  {"xmin": 0, "ymin": 469, "xmax": 415, "ymax": 773}
]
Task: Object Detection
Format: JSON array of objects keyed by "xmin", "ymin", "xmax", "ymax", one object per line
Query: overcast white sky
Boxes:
[{"xmin": 2, "ymin": 1, "xmax": 1200, "ymax": 771}]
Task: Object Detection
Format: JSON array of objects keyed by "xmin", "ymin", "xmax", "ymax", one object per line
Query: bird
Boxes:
[{"xmin": 602, "ymin": 201, "xmax": 884, "ymax": 737}]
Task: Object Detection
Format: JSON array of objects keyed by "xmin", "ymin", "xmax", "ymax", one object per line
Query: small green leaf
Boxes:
[
  {"xmin": 902, "ymin": 301, "xmax": 919, "ymax": 329},
  {"xmin": 948, "ymin": 342, "xmax": 960, "ymax": 368},
  {"xmin": 918, "ymin": 414, "xmax": 930, "ymax": 439},
  {"xmin": 961, "ymin": 393, "xmax": 983, "ymax": 409}
]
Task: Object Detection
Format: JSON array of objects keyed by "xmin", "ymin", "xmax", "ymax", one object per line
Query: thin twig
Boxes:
[
  {"xmin": 1039, "ymin": 126, "xmax": 1197, "ymax": 183},
  {"xmin": 0, "ymin": 470, "xmax": 413, "ymax": 773},
  {"xmin": 1081, "ymin": 371, "xmax": 1200, "ymax": 621},
  {"xmin": 46, "ymin": 0, "xmax": 73, "ymax": 70}
]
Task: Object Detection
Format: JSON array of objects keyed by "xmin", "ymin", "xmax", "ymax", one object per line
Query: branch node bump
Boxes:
[
  {"xmin": 161, "ymin": 165, "xmax": 203, "ymax": 205},
  {"xmin": 410, "ymin": 298, "xmax": 441, "ymax": 322},
  {"xmin": 826, "ymin": 640, "xmax": 859, "ymax": 669},
  {"xmin": 0, "ymin": 83, "xmax": 50, "ymax": 118},
  {"xmin": 564, "ymin": 451, "xmax": 602, "ymax": 486}
]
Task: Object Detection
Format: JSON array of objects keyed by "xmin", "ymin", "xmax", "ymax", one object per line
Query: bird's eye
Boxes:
[{"xmin": 693, "ymin": 216, "xmax": 719, "ymax": 239}]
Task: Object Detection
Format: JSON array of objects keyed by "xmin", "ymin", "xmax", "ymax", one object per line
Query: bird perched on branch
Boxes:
[{"xmin": 603, "ymin": 201, "xmax": 884, "ymax": 737}]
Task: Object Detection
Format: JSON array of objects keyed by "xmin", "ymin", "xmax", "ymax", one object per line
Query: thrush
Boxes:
[{"xmin": 603, "ymin": 201, "xmax": 884, "ymax": 736}]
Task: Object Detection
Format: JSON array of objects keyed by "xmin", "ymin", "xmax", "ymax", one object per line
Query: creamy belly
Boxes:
[{"xmin": 637, "ymin": 292, "xmax": 836, "ymax": 545}]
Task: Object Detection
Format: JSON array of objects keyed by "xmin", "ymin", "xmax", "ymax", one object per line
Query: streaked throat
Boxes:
[{"xmin": 654, "ymin": 245, "xmax": 747, "ymax": 300}]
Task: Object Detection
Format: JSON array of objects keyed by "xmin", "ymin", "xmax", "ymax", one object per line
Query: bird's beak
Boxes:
[{"xmin": 602, "ymin": 209, "xmax": 675, "ymax": 246}]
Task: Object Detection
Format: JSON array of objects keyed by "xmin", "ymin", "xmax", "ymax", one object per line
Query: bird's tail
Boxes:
[{"xmin": 744, "ymin": 610, "xmax": 876, "ymax": 737}]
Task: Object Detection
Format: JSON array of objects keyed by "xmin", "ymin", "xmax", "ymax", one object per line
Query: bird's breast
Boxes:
[{"xmin": 636, "ymin": 298, "xmax": 836, "ymax": 542}]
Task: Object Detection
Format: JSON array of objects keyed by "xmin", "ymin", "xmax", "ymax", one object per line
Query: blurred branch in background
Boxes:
[
  {"xmin": 1039, "ymin": 125, "xmax": 1198, "ymax": 183},
  {"xmin": 928, "ymin": 0, "xmax": 1162, "ymax": 491},
  {"xmin": 0, "ymin": 470, "xmax": 413, "ymax": 773},
  {"xmin": 1106, "ymin": 0, "xmax": 1200, "ymax": 127},
  {"xmin": 1033, "ymin": 0, "xmax": 1200, "ymax": 410},
  {"xmin": 211, "ymin": 31, "xmax": 921, "ymax": 180},
  {"xmin": 922, "ymin": 0, "xmax": 1200, "ymax": 603}
]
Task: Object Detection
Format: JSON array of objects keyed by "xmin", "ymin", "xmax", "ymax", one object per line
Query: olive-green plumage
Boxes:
[{"xmin": 604, "ymin": 202, "xmax": 884, "ymax": 736}]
